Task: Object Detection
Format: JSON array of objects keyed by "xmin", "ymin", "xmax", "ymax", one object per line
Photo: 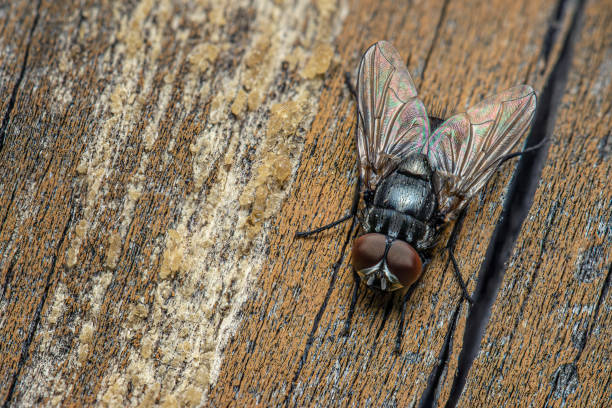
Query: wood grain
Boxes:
[
  {"xmin": 210, "ymin": 0, "xmax": 581, "ymax": 406},
  {"xmin": 457, "ymin": 0, "xmax": 612, "ymax": 405},
  {"xmin": 0, "ymin": 0, "xmax": 608, "ymax": 407},
  {"xmin": 0, "ymin": 0, "xmax": 348, "ymax": 405}
]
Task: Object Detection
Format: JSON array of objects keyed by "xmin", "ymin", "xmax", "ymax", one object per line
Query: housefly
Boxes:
[{"xmin": 296, "ymin": 41, "xmax": 537, "ymax": 337}]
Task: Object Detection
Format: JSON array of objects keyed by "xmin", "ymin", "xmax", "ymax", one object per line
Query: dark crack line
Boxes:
[
  {"xmin": 284, "ymin": 217, "xmax": 357, "ymax": 407},
  {"xmin": 0, "ymin": 250, "xmax": 18, "ymax": 302},
  {"xmin": 3, "ymin": 197, "xmax": 75, "ymax": 407},
  {"xmin": 418, "ymin": 302, "xmax": 462, "ymax": 408},
  {"xmin": 443, "ymin": 0, "xmax": 585, "ymax": 406},
  {"xmin": 540, "ymin": 0, "xmax": 569, "ymax": 70},
  {"xmin": 0, "ymin": 0, "xmax": 41, "ymax": 153},
  {"xmin": 420, "ymin": 0, "xmax": 450, "ymax": 81},
  {"xmin": 574, "ymin": 263, "xmax": 611, "ymax": 363},
  {"xmin": 0, "ymin": 183, "xmax": 18, "ymax": 234}
]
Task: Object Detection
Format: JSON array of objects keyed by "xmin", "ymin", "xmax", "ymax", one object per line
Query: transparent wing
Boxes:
[
  {"xmin": 426, "ymin": 85, "xmax": 537, "ymax": 221},
  {"xmin": 356, "ymin": 41, "xmax": 430, "ymax": 191}
]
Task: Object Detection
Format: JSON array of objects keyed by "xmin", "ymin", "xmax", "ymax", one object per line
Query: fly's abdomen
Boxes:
[{"xmin": 362, "ymin": 154, "xmax": 438, "ymax": 250}]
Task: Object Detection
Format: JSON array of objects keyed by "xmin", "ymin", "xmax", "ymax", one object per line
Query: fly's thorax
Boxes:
[
  {"xmin": 373, "ymin": 153, "xmax": 437, "ymax": 222},
  {"xmin": 351, "ymin": 233, "xmax": 422, "ymax": 292},
  {"xmin": 395, "ymin": 153, "xmax": 433, "ymax": 180}
]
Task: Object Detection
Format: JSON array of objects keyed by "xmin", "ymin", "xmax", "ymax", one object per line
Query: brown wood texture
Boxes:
[
  {"xmin": 457, "ymin": 0, "xmax": 612, "ymax": 405},
  {"xmin": 0, "ymin": 0, "xmax": 608, "ymax": 407}
]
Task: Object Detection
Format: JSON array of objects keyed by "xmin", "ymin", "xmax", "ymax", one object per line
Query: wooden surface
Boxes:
[{"xmin": 0, "ymin": 0, "xmax": 609, "ymax": 407}]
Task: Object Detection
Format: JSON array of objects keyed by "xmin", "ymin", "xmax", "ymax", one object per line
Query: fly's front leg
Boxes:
[
  {"xmin": 295, "ymin": 176, "xmax": 361, "ymax": 238},
  {"xmin": 395, "ymin": 257, "xmax": 430, "ymax": 353}
]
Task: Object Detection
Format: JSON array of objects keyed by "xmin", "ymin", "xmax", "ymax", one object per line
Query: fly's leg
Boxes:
[
  {"xmin": 344, "ymin": 71, "xmax": 357, "ymax": 99},
  {"xmin": 295, "ymin": 177, "xmax": 361, "ymax": 238},
  {"xmin": 446, "ymin": 248, "xmax": 474, "ymax": 304},
  {"xmin": 295, "ymin": 214, "xmax": 353, "ymax": 237},
  {"xmin": 342, "ymin": 270, "xmax": 361, "ymax": 336},
  {"xmin": 295, "ymin": 72, "xmax": 361, "ymax": 239},
  {"xmin": 395, "ymin": 258, "xmax": 429, "ymax": 353},
  {"xmin": 498, "ymin": 136, "xmax": 549, "ymax": 165},
  {"xmin": 445, "ymin": 210, "xmax": 475, "ymax": 304}
]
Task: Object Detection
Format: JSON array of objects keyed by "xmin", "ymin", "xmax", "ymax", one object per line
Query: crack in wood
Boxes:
[
  {"xmin": 442, "ymin": 0, "xmax": 586, "ymax": 406},
  {"xmin": 420, "ymin": 0, "xmax": 450, "ymax": 81},
  {"xmin": 0, "ymin": 0, "xmax": 41, "ymax": 153},
  {"xmin": 3, "ymin": 197, "xmax": 75, "ymax": 407},
  {"xmin": 419, "ymin": 302, "xmax": 462, "ymax": 408},
  {"xmin": 284, "ymin": 217, "xmax": 358, "ymax": 407},
  {"xmin": 573, "ymin": 264, "xmax": 611, "ymax": 363}
]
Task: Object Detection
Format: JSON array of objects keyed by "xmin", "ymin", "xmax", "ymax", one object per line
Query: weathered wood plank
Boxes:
[
  {"xmin": 456, "ymin": 0, "xmax": 612, "ymax": 405},
  {"xmin": 0, "ymin": 0, "xmax": 606, "ymax": 406},
  {"xmin": 210, "ymin": 0, "xmax": 578, "ymax": 406},
  {"xmin": 1, "ymin": 0, "xmax": 349, "ymax": 406}
]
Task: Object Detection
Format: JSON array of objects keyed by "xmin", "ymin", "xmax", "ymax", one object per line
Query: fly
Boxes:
[{"xmin": 296, "ymin": 41, "xmax": 540, "ymax": 348}]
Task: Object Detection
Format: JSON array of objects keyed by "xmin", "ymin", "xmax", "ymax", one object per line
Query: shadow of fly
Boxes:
[{"xmin": 296, "ymin": 41, "xmax": 540, "ymax": 351}]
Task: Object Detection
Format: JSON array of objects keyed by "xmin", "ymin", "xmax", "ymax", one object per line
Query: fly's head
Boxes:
[{"xmin": 351, "ymin": 233, "xmax": 422, "ymax": 292}]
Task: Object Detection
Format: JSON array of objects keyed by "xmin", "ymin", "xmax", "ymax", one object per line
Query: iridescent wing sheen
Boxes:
[
  {"xmin": 426, "ymin": 85, "xmax": 537, "ymax": 221},
  {"xmin": 356, "ymin": 41, "xmax": 430, "ymax": 192}
]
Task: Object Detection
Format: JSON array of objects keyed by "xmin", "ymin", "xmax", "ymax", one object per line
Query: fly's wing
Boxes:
[
  {"xmin": 356, "ymin": 41, "xmax": 430, "ymax": 191},
  {"xmin": 426, "ymin": 85, "xmax": 537, "ymax": 221}
]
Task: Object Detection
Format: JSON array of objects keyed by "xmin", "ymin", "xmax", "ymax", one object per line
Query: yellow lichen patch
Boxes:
[
  {"xmin": 140, "ymin": 336, "xmax": 154, "ymax": 359},
  {"xmin": 314, "ymin": 0, "xmax": 337, "ymax": 17},
  {"xmin": 301, "ymin": 43, "xmax": 335, "ymax": 79},
  {"xmin": 127, "ymin": 303, "xmax": 149, "ymax": 325},
  {"xmin": 267, "ymin": 99, "xmax": 305, "ymax": 139},
  {"xmin": 242, "ymin": 152, "xmax": 294, "ymax": 238},
  {"xmin": 231, "ymin": 89, "xmax": 248, "ymax": 118},
  {"xmin": 76, "ymin": 162, "xmax": 88, "ymax": 175},
  {"xmin": 284, "ymin": 46, "xmax": 306, "ymax": 71},
  {"xmin": 209, "ymin": 7, "xmax": 226, "ymax": 26},
  {"xmin": 188, "ymin": 43, "xmax": 220, "ymax": 73},
  {"xmin": 247, "ymin": 88, "xmax": 264, "ymax": 111},
  {"xmin": 75, "ymin": 219, "xmax": 89, "ymax": 238},
  {"xmin": 208, "ymin": 92, "xmax": 228, "ymax": 124},
  {"xmin": 77, "ymin": 344, "xmax": 90, "ymax": 364},
  {"xmin": 65, "ymin": 219, "xmax": 89, "ymax": 268},
  {"xmin": 243, "ymin": 37, "xmax": 273, "ymax": 93},
  {"xmin": 65, "ymin": 246, "xmax": 79, "ymax": 268},
  {"xmin": 104, "ymin": 232, "xmax": 122, "ymax": 269},
  {"xmin": 47, "ymin": 283, "xmax": 68, "ymax": 325},
  {"xmin": 79, "ymin": 322, "xmax": 96, "ymax": 344},
  {"xmin": 159, "ymin": 229, "xmax": 185, "ymax": 280},
  {"xmin": 128, "ymin": 186, "xmax": 142, "ymax": 201},
  {"xmin": 138, "ymin": 383, "xmax": 161, "ymax": 408},
  {"xmin": 101, "ymin": 374, "xmax": 127, "ymax": 408},
  {"xmin": 182, "ymin": 386, "xmax": 203, "ymax": 407},
  {"xmin": 245, "ymin": 38, "xmax": 271, "ymax": 69}
]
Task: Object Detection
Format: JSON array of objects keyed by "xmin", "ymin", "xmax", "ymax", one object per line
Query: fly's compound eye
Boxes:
[
  {"xmin": 351, "ymin": 233, "xmax": 387, "ymax": 271},
  {"xmin": 351, "ymin": 233, "xmax": 422, "ymax": 288},
  {"xmin": 386, "ymin": 239, "xmax": 422, "ymax": 286}
]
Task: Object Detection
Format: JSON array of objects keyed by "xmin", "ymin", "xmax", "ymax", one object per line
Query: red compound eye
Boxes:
[
  {"xmin": 352, "ymin": 233, "xmax": 387, "ymax": 271},
  {"xmin": 387, "ymin": 239, "xmax": 422, "ymax": 286},
  {"xmin": 352, "ymin": 233, "xmax": 422, "ymax": 287}
]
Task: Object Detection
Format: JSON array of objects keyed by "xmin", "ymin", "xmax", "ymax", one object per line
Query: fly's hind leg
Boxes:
[{"xmin": 445, "ymin": 210, "xmax": 475, "ymax": 304}]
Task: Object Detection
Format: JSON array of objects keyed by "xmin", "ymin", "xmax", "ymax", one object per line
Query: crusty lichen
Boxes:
[{"xmin": 23, "ymin": 0, "xmax": 345, "ymax": 406}]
